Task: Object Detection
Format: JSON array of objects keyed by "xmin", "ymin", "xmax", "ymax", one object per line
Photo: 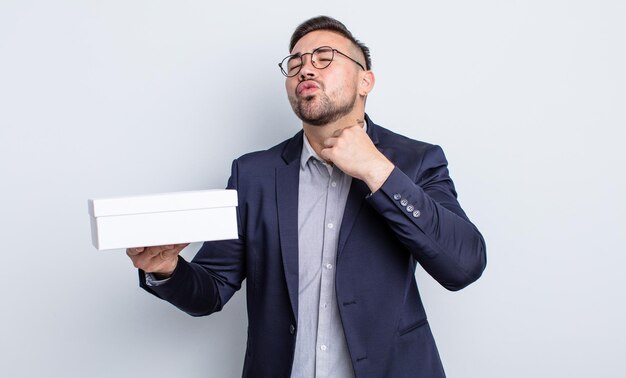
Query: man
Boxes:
[{"xmin": 127, "ymin": 16, "xmax": 486, "ymax": 378}]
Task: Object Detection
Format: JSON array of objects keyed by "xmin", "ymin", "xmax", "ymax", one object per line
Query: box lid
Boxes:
[{"xmin": 88, "ymin": 189, "xmax": 238, "ymax": 217}]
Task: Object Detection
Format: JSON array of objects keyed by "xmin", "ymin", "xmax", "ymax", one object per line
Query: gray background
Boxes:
[{"xmin": 1, "ymin": 1, "xmax": 625, "ymax": 377}]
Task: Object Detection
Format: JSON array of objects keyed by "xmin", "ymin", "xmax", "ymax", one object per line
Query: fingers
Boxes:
[
  {"xmin": 322, "ymin": 126, "xmax": 356, "ymax": 155},
  {"xmin": 320, "ymin": 133, "xmax": 341, "ymax": 162},
  {"xmin": 126, "ymin": 247, "xmax": 144, "ymax": 256},
  {"xmin": 127, "ymin": 243, "xmax": 188, "ymax": 255},
  {"xmin": 147, "ymin": 245, "xmax": 172, "ymax": 257},
  {"xmin": 329, "ymin": 121, "xmax": 363, "ymax": 138},
  {"xmin": 160, "ymin": 243, "xmax": 189, "ymax": 258},
  {"xmin": 125, "ymin": 243, "xmax": 189, "ymax": 273},
  {"xmin": 326, "ymin": 123, "xmax": 365, "ymax": 142}
]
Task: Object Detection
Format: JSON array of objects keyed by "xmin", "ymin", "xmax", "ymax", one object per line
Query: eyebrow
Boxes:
[{"xmin": 289, "ymin": 46, "xmax": 334, "ymax": 58}]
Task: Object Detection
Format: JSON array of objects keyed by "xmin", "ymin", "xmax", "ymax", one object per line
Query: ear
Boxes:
[{"xmin": 358, "ymin": 70, "xmax": 375, "ymax": 97}]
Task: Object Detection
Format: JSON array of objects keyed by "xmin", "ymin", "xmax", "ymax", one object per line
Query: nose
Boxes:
[{"xmin": 298, "ymin": 53, "xmax": 317, "ymax": 79}]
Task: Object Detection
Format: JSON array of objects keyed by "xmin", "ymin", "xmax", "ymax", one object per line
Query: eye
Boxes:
[
  {"xmin": 288, "ymin": 63, "xmax": 301, "ymax": 74},
  {"xmin": 314, "ymin": 48, "xmax": 334, "ymax": 63},
  {"xmin": 287, "ymin": 58, "xmax": 301, "ymax": 69}
]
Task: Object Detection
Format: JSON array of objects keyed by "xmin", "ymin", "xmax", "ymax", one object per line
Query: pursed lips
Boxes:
[{"xmin": 297, "ymin": 80, "xmax": 320, "ymax": 95}]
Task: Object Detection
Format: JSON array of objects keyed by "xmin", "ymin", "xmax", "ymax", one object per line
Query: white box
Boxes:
[{"xmin": 88, "ymin": 189, "xmax": 238, "ymax": 250}]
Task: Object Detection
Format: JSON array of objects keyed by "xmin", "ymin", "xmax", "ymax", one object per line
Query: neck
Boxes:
[{"xmin": 302, "ymin": 112, "xmax": 366, "ymax": 158}]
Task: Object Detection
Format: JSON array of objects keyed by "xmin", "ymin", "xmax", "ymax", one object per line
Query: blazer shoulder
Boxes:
[
  {"xmin": 372, "ymin": 122, "xmax": 441, "ymax": 157},
  {"xmin": 235, "ymin": 130, "xmax": 303, "ymax": 170}
]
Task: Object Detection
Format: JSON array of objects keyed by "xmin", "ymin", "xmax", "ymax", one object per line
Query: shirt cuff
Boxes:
[{"xmin": 145, "ymin": 272, "xmax": 171, "ymax": 287}]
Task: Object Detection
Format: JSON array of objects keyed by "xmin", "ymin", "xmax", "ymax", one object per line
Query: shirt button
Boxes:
[
  {"xmin": 322, "ymin": 303, "xmax": 328, "ymax": 309},
  {"xmin": 393, "ymin": 193, "xmax": 401, "ymax": 200},
  {"xmin": 406, "ymin": 205, "xmax": 414, "ymax": 212},
  {"xmin": 325, "ymin": 263, "xmax": 333, "ymax": 270},
  {"xmin": 331, "ymin": 181, "xmax": 337, "ymax": 187},
  {"xmin": 327, "ymin": 222, "xmax": 334, "ymax": 229},
  {"xmin": 320, "ymin": 345, "xmax": 327, "ymax": 351},
  {"xmin": 400, "ymin": 199, "xmax": 408, "ymax": 206},
  {"xmin": 413, "ymin": 210, "xmax": 421, "ymax": 218}
]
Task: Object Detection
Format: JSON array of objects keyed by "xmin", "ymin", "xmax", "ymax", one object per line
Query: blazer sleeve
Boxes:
[
  {"xmin": 139, "ymin": 160, "xmax": 247, "ymax": 316},
  {"xmin": 366, "ymin": 144, "xmax": 486, "ymax": 291}
]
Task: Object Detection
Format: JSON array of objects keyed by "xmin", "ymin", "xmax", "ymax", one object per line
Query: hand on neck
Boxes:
[{"xmin": 303, "ymin": 112, "xmax": 366, "ymax": 159}]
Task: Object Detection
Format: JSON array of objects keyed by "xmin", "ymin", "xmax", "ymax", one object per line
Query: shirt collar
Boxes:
[{"xmin": 300, "ymin": 120, "xmax": 368, "ymax": 170}]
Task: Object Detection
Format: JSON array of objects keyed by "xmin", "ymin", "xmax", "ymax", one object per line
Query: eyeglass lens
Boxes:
[{"xmin": 283, "ymin": 47, "xmax": 335, "ymax": 77}]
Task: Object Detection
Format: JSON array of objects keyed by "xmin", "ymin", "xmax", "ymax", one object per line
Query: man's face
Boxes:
[{"xmin": 285, "ymin": 30, "xmax": 365, "ymax": 126}]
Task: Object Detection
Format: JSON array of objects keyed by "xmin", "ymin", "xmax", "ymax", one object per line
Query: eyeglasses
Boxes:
[{"xmin": 278, "ymin": 46, "xmax": 365, "ymax": 77}]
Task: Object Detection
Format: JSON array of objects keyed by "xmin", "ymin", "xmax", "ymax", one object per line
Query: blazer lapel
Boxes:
[
  {"xmin": 275, "ymin": 117, "xmax": 382, "ymax": 316},
  {"xmin": 276, "ymin": 131, "xmax": 303, "ymax": 320},
  {"xmin": 337, "ymin": 179, "xmax": 369, "ymax": 256},
  {"xmin": 338, "ymin": 115, "xmax": 383, "ymax": 257}
]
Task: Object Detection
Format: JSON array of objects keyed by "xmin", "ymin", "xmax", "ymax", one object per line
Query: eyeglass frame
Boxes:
[{"xmin": 278, "ymin": 46, "xmax": 366, "ymax": 77}]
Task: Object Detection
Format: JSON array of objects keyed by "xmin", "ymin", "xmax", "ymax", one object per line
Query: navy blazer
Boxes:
[{"xmin": 140, "ymin": 115, "xmax": 486, "ymax": 377}]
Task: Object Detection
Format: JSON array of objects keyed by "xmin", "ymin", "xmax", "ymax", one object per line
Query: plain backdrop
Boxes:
[{"xmin": 1, "ymin": 1, "xmax": 625, "ymax": 377}]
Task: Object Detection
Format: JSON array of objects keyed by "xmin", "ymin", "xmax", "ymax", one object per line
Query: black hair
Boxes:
[{"xmin": 289, "ymin": 16, "xmax": 371, "ymax": 70}]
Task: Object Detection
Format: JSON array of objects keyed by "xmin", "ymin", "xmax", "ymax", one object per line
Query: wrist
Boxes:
[
  {"xmin": 152, "ymin": 271, "xmax": 173, "ymax": 280},
  {"xmin": 151, "ymin": 258, "xmax": 178, "ymax": 279},
  {"xmin": 364, "ymin": 159, "xmax": 394, "ymax": 193}
]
